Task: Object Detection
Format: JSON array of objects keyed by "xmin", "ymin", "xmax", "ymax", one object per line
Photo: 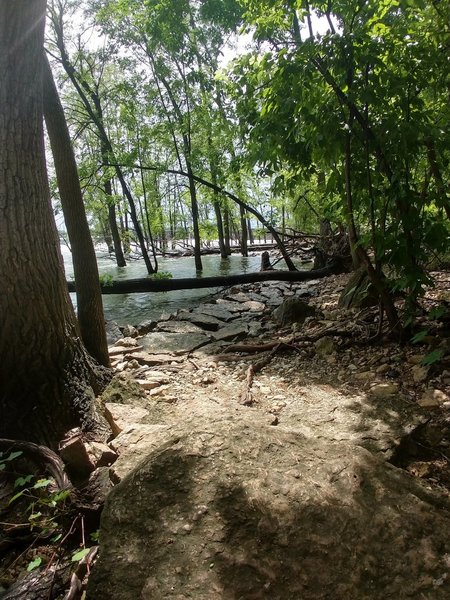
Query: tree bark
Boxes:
[
  {"xmin": 107, "ymin": 194, "xmax": 127, "ymax": 267},
  {"xmin": 0, "ymin": 0, "xmax": 110, "ymax": 448},
  {"xmin": 42, "ymin": 55, "xmax": 110, "ymax": 367}
]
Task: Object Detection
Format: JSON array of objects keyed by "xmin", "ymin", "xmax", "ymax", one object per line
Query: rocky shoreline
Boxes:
[{"xmin": 83, "ymin": 272, "xmax": 450, "ymax": 599}]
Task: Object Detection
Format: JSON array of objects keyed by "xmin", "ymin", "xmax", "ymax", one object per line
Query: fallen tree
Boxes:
[{"xmin": 67, "ymin": 263, "xmax": 341, "ymax": 295}]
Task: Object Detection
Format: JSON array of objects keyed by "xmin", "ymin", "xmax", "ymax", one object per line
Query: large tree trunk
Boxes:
[
  {"xmin": 42, "ymin": 55, "xmax": 110, "ymax": 368},
  {"xmin": 0, "ymin": 0, "xmax": 110, "ymax": 449}
]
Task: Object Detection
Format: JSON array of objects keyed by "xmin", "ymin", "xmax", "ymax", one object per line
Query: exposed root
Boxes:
[{"xmin": 0, "ymin": 439, "xmax": 71, "ymax": 490}]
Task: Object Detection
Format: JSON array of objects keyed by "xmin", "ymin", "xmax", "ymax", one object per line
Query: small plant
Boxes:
[
  {"xmin": 99, "ymin": 273, "xmax": 114, "ymax": 287},
  {"xmin": 149, "ymin": 271, "xmax": 173, "ymax": 280}
]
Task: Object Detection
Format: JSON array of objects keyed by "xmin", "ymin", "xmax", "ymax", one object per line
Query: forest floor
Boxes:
[
  {"xmin": 105, "ymin": 269, "xmax": 450, "ymax": 492},
  {"xmin": 2, "ymin": 269, "xmax": 450, "ymax": 599}
]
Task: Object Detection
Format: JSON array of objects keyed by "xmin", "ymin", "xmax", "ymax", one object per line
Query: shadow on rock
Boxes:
[{"xmin": 87, "ymin": 422, "xmax": 450, "ymax": 599}]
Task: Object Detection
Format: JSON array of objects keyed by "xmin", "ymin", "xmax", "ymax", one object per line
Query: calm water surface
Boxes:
[{"xmin": 63, "ymin": 247, "xmax": 265, "ymax": 325}]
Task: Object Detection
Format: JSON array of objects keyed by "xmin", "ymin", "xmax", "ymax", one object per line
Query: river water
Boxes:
[{"xmin": 62, "ymin": 246, "xmax": 267, "ymax": 325}]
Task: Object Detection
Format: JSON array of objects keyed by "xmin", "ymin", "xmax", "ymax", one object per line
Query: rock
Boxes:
[
  {"xmin": 108, "ymin": 424, "xmax": 172, "ymax": 482},
  {"xmin": 193, "ymin": 304, "xmax": 234, "ymax": 322},
  {"xmin": 376, "ymin": 364, "xmax": 391, "ymax": 375},
  {"xmin": 59, "ymin": 430, "xmax": 95, "ymax": 477},
  {"xmin": 121, "ymin": 325, "xmax": 139, "ymax": 338},
  {"xmin": 141, "ymin": 331, "xmax": 211, "ymax": 354},
  {"xmin": 105, "ymin": 321, "xmax": 123, "ymax": 345},
  {"xmin": 131, "ymin": 352, "xmax": 183, "ymax": 366},
  {"xmin": 418, "ymin": 388, "xmax": 449, "ymax": 408},
  {"xmin": 215, "ymin": 299, "xmax": 246, "ymax": 312},
  {"xmin": 411, "ymin": 365, "xmax": 429, "ymax": 383},
  {"xmin": 353, "ymin": 371, "xmax": 375, "ymax": 382},
  {"xmin": 241, "ymin": 300, "xmax": 266, "ymax": 312},
  {"xmin": 272, "ymin": 297, "xmax": 316, "ymax": 327},
  {"xmin": 100, "ymin": 374, "xmax": 146, "ymax": 406},
  {"xmin": 114, "ymin": 337, "xmax": 140, "ymax": 347},
  {"xmin": 109, "ymin": 345, "xmax": 144, "ymax": 356},
  {"xmin": 368, "ymin": 382, "xmax": 399, "ymax": 399},
  {"xmin": 104, "ymin": 403, "xmax": 149, "ymax": 437},
  {"xmin": 155, "ymin": 320, "xmax": 206, "ymax": 335},
  {"xmin": 136, "ymin": 320, "xmax": 156, "ymax": 335},
  {"xmin": 225, "ymin": 292, "xmax": 253, "ymax": 303},
  {"xmin": 138, "ymin": 379, "xmax": 169, "ymax": 391},
  {"xmin": 88, "ymin": 420, "xmax": 450, "ymax": 600},
  {"xmin": 175, "ymin": 310, "xmax": 222, "ymax": 331},
  {"xmin": 314, "ymin": 336, "xmax": 336, "ymax": 356},
  {"xmin": 212, "ymin": 323, "xmax": 249, "ymax": 342},
  {"xmin": 87, "ymin": 442, "xmax": 118, "ymax": 469}
]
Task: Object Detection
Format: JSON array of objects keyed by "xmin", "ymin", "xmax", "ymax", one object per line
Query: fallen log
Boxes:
[{"xmin": 67, "ymin": 263, "xmax": 340, "ymax": 295}]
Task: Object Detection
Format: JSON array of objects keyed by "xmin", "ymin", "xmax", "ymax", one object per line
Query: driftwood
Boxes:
[{"xmin": 67, "ymin": 263, "xmax": 340, "ymax": 295}]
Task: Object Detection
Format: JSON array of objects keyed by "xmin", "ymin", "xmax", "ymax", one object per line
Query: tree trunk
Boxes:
[
  {"xmin": 67, "ymin": 263, "xmax": 341, "ymax": 294},
  {"xmin": 223, "ymin": 202, "xmax": 232, "ymax": 255},
  {"xmin": 186, "ymin": 160, "xmax": 203, "ymax": 271},
  {"xmin": 107, "ymin": 195, "xmax": 127, "ymax": 267},
  {"xmin": 0, "ymin": 0, "xmax": 110, "ymax": 448},
  {"xmin": 42, "ymin": 55, "xmax": 110, "ymax": 368},
  {"xmin": 239, "ymin": 205, "xmax": 249, "ymax": 257}
]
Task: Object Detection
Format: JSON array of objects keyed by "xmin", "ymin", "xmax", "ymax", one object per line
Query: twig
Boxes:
[
  {"xmin": 240, "ymin": 345, "xmax": 281, "ymax": 406},
  {"xmin": 64, "ymin": 546, "xmax": 98, "ymax": 600}
]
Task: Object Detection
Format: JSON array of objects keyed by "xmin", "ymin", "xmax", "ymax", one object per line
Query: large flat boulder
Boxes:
[
  {"xmin": 88, "ymin": 420, "xmax": 450, "ymax": 600},
  {"xmin": 140, "ymin": 331, "xmax": 211, "ymax": 354}
]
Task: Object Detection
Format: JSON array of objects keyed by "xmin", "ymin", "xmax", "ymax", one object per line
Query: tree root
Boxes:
[{"xmin": 0, "ymin": 439, "xmax": 71, "ymax": 490}]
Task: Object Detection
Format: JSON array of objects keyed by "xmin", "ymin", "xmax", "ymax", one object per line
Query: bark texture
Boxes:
[{"xmin": 0, "ymin": 0, "xmax": 109, "ymax": 448}]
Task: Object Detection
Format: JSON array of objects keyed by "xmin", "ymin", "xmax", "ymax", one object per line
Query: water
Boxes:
[{"xmin": 62, "ymin": 246, "xmax": 264, "ymax": 325}]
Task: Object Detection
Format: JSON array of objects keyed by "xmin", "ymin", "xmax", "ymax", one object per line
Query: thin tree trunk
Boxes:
[
  {"xmin": 42, "ymin": 55, "xmax": 109, "ymax": 367},
  {"xmin": 239, "ymin": 205, "xmax": 249, "ymax": 256},
  {"xmin": 107, "ymin": 190, "xmax": 126, "ymax": 267}
]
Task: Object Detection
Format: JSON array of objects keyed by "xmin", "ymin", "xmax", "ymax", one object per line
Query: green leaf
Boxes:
[
  {"xmin": 421, "ymin": 349, "xmax": 445, "ymax": 366},
  {"xmin": 33, "ymin": 479, "xmax": 52, "ymax": 490},
  {"xmin": 8, "ymin": 490, "xmax": 25, "ymax": 505},
  {"xmin": 29, "ymin": 511, "xmax": 43, "ymax": 521},
  {"xmin": 411, "ymin": 330, "xmax": 428, "ymax": 343},
  {"xmin": 15, "ymin": 474, "xmax": 33, "ymax": 488},
  {"xmin": 4, "ymin": 451, "xmax": 23, "ymax": 462},
  {"xmin": 71, "ymin": 548, "xmax": 91, "ymax": 562},
  {"xmin": 429, "ymin": 305, "xmax": 447, "ymax": 320},
  {"xmin": 27, "ymin": 557, "xmax": 42, "ymax": 572}
]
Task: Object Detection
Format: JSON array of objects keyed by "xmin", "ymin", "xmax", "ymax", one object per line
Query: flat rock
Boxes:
[
  {"xmin": 240, "ymin": 300, "xmax": 266, "ymax": 312},
  {"xmin": 368, "ymin": 382, "xmax": 399, "ymax": 399},
  {"xmin": 215, "ymin": 299, "xmax": 246, "ymax": 313},
  {"xmin": 175, "ymin": 310, "xmax": 222, "ymax": 331},
  {"xmin": 131, "ymin": 352, "xmax": 183, "ymax": 366},
  {"xmin": 89, "ymin": 420, "xmax": 450, "ymax": 600},
  {"xmin": 108, "ymin": 424, "xmax": 172, "ymax": 482},
  {"xmin": 192, "ymin": 304, "xmax": 234, "ymax": 322},
  {"xmin": 104, "ymin": 403, "xmax": 149, "ymax": 437},
  {"xmin": 225, "ymin": 292, "xmax": 253, "ymax": 303},
  {"xmin": 212, "ymin": 323, "xmax": 249, "ymax": 341},
  {"xmin": 154, "ymin": 320, "xmax": 205, "ymax": 335},
  {"xmin": 141, "ymin": 331, "xmax": 211, "ymax": 355},
  {"xmin": 418, "ymin": 388, "xmax": 449, "ymax": 407}
]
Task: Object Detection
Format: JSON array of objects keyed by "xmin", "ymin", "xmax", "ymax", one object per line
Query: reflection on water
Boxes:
[{"xmin": 63, "ymin": 247, "xmax": 264, "ymax": 325}]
